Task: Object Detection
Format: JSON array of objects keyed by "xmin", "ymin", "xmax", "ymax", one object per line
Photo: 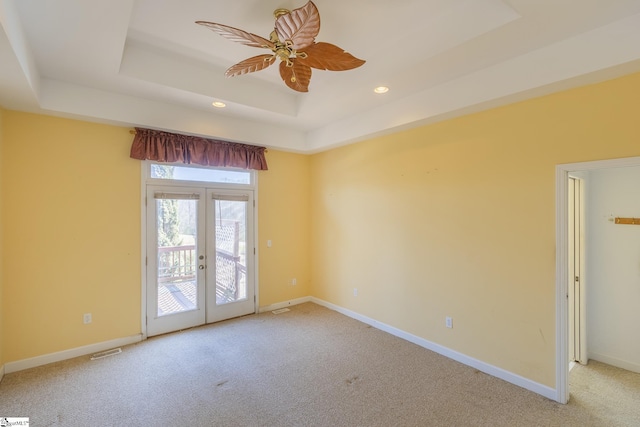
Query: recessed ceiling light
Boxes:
[
  {"xmin": 212, "ymin": 101, "xmax": 226, "ymax": 108},
  {"xmin": 374, "ymin": 86, "xmax": 389, "ymax": 94}
]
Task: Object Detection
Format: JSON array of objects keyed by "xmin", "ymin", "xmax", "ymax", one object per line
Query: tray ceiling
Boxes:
[{"xmin": 2, "ymin": 0, "xmax": 640, "ymax": 152}]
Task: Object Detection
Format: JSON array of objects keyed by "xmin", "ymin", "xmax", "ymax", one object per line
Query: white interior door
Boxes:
[
  {"xmin": 146, "ymin": 185, "xmax": 256, "ymax": 336},
  {"xmin": 568, "ymin": 177, "xmax": 587, "ymax": 365}
]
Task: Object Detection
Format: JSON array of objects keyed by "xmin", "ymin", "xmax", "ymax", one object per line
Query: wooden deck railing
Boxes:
[
  {"xmin": 158, "ymin": 239, "xmax": 246, "ymax": 304},
  {"xmin": 158, "ymin": 245, "xmax": 196, "ymax": 282}
]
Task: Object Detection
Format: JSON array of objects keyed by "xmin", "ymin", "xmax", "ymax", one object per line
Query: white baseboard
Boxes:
[
  {"xmin": 258, "ymin": 296, "xmax": 311, "ymax": 313},
  {"xmin": 589, "ymin": 352, "xmax": 640, "ymax": 374},
  {"xmin": 4, "ymin": 334, "xmax": 143, "ymax": 374},
  {"xmin": 311, "ymin": 297, "xmax": 557, "ymax": 401}
]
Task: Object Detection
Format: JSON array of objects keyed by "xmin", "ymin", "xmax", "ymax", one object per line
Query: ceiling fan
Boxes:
[{"xmin": 196, "ymin": 1, "xmax": 365, "ymax": 92}]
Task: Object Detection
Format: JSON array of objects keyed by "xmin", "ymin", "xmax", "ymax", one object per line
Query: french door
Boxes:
[{"xmin": 146, "ymin": 185, "xmax": 255, "ymax": 336}]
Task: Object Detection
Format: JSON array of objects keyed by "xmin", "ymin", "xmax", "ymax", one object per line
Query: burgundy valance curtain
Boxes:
[{"xmin": 130, "ymin": 127, "xmax": 268, "ymax": 170}]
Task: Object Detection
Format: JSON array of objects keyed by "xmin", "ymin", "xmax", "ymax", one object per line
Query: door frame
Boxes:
[
  {"xmin": 139, "ymin": 162, "xmax": 260, "ymax": 339},
  {"xmin": 555, "ymin": 155, "xmax": 640, "ymax": 404}
]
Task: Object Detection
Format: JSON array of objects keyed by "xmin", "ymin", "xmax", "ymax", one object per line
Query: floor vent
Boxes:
[
  {"xmin": 272, "ymin": 308, "xmax": 291, "ymax": 314},
  {"xmin": 90, "ymin": 348, "xmax": 122, "ymax": 360}
]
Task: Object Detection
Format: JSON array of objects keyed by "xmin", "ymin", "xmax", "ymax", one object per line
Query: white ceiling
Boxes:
[{"xmin": 2, "ymin": 0, "xmax": 640, "ymax": 153}]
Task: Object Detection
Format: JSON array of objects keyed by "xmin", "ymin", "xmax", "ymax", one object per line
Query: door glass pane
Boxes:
[
  {"xmin": 214, "ymin": 199, "xmax": 247, "ymax": 305},
  {"xmin": 156, "ymin": 198, "xmax": 198, "ymax": 316}
]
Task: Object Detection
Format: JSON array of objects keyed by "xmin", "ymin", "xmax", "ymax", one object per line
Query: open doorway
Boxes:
[{"xmin": 556, "ymin": 157, "xmax": 640, "ymax": 403}]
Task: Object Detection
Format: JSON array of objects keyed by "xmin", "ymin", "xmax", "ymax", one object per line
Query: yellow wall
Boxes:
[
  {"xmin": 309, "ymin": 71, "xmax": 640, "ymax": 388},
  {"xmin": 0, "ymin": 111, "xmax": 311, "ymax": 363},
  {"xmin": 258, "ymin": 151, "xmax": 311, "ymax": 306},
  {"xmin": 2, "ymin": 112, "xmax": 141, "ymax": 361},
  {"xmin": 0, "ymin": 108, "xmax": 4, "ymax": 369},
  {"xmin": 3, "ymin": 71, "xmax": 640, "ymax": 388}
]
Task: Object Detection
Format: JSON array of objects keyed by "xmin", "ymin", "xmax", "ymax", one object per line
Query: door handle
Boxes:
[{"xmin": 199, "ymin": 265, "xmax": 205, "ymax": 270}]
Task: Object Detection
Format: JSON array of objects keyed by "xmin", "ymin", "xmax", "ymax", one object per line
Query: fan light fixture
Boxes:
[
  {"xmin": 374, "ymin": 86, "xmax": 389, "ymax": 94},
  {"xmin": 212, "ymin": 101, "xmax": 226, "ymax": 108},
  {"xmin": 196, "ymin": 1, "xmax": 365, "ymax": 92}
]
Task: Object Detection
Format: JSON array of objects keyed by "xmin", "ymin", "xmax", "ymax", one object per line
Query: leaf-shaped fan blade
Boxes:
[
  {"xmin": 225, "ymin": 55, "xmax": 276, "ymax": 77},
  {"xmin": 275, "ymin": 1, "xmax": 319, "ymax": 50},
  {"xmin": 279, "ymin": 60, "xmax": 312, "ymax": 92},
  {"xmin": 298, "ymin": 42, "xmax": 366, "ymax": 71},
  {"xmin": 196, "ymin": 21, "xmax": 275, "ymax": 49}
]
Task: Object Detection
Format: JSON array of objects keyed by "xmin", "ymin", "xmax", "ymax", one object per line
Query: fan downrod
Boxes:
[{"xmin": 273, "ymin": 8, "xmax": 290, "ymax": 19}]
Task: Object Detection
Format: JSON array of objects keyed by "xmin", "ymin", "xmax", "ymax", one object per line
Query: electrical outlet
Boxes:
[
  {"xmin": 445, "ymin": 316, "xmax": 453, "ymax": 328},
  {"xmin": 292, "ymin": 278, "xmax": 297, "ymax": 286},
  {"xmin": 83, "ymin": 313, "xmax": 92, "ymax": 324},
  {"xmin": 353, "ymin": 288, "xmax": 358, "ymax": 297}
]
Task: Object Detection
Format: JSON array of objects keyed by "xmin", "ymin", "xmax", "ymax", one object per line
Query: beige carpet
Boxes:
[
  {"xmin": 0, "ymin": 302, "xmax": 638, "ymax": 426},
  {"xmin": 568, "ymin": 360, "xmax": 640, "ymax": 426}
]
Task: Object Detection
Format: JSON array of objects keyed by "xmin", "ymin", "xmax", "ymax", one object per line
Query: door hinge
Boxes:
[{"xmin": 145, "ymin": 256, "xmax": 148, "ymax": 266}]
